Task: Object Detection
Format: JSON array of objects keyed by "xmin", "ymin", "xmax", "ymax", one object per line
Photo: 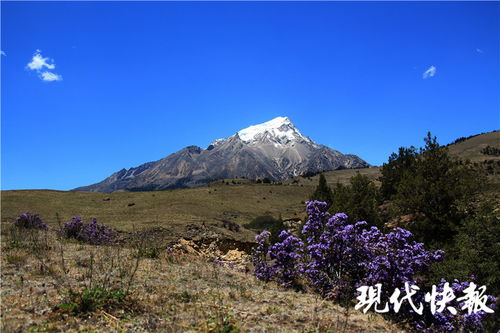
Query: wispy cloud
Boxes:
[
  {"xmin": 0, "ymin": 50, "xmax": 6, "ymax": 56},
  {"xmin": 26, "ymin": 50, "xmax": 63, "ymax": 82},
  {"xmin": 40, "ymin": 71, "xmax": 63, "ymax": 82},
  {"xmin": 476, "ymin": 48, "xmax": 484, "ymax": 54},
  {"xmin": 422, "ymin": 65, "xmax": 436, "ymax": 79}
]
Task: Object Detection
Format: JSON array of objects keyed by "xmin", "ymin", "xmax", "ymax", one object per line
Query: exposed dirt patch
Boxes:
[{"xmin": 115, "ymin": 222, "xmax": 256, "ymax": 254}]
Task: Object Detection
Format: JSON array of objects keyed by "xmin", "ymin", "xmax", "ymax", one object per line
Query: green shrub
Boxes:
[
  {"xmin": 58, "ymin": 286, "xmax": 127, "ymax": 314},
  {"xmin": 136, "ymin": 247, "xmax": 161, "ymax": 259},
  {"xmin": 244, "ymin": 215, "xmax": 285, "ymax": 244}
]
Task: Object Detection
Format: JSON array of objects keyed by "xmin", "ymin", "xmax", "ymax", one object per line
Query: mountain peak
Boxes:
[
  {"xmin": 236, "ymin": 116, "xmax": 312, "ymax": 145},
  {"xmin": 73, "ymin": 115, "xmax": 370, "ymax": 192},
  {"xmin": 210, "ymin": 116, "xmax": 306, "ymax": 147}
]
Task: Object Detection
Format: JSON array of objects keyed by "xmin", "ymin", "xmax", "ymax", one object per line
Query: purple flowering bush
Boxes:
[
  {"xmin": 269, "ymin": 230, "xmax": 305, "ymax": 288},
  {"xmin": 252, "ymin": 230, "xmax": 273, "ymax": 282},
  {"xmin": 303, "ymin": 211, "xmax": 373, "ymax": 300},
  {"xmin": 252, "ymin": 201, "xmax": 495, "ymax": 331},
  {"xmin": 62, "ymin": 216, "xmax": 115, "ymax": 245},
  {"xmin": 360, "ymin": 226, "xmax": 444, "ymax": 298},
  {"xmin": 13, "ymin": 212, "xmax": 49, "ymax": 230},
  {"xmin": 252, "ymin": 230, "xmax": 305, "ymax": 288},
  {"xmin": 62, "ymin": 216, "xmax": 85, "ymax": 239}
]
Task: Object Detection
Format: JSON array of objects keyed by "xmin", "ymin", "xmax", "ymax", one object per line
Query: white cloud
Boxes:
[
  {"xmin": 422, "ymin": 66, "xmax": 437, "ymax": 79},
  {"xmin": 27, "ymin": 50, "xmax": 55, "ymax": 70},
  {"xmin": 26, "ymin": 50, "xmax": 62, "ymax": 82},
  {"xmin": 40, "ymin": 71, "xmax": 63, "ymax": 81},
  {"xmin": 476, "ymin": 48, "xmax": 484, "ymax": 54},
  {"xmin": 0, "ymin": 50, "xmax": 6, "ymax": 56}
]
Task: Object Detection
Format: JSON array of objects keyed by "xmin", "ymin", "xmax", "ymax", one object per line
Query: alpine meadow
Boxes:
[{"xmin": 1, "ymin": 2, "xmax": 499, "ymax": 332}]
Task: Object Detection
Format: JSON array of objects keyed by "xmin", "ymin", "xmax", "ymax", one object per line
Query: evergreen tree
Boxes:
[
  {"xmin": 432, "ymin": 201, "xmax": 500, "ymax": 296},
  {"xmin": 310, "ymin": 174, "xmax": 333, "ymax": 209},
  {"xmin": 455, "ymin": 202, "xmax": 500, "ymax": 295},
  {"xmin": 331, "ymin": 182, "xmax": 350, "ymax": 215},
  {"xmin": 331, "ymin": 174, "xmax": 382, "ymax": 227},
  {"xmin": 379, "ymin": 146, "xmax": 418, "ymax": 200},
  {"xmin": 386, "ymin": 132, "xmax": 484, "ymax": 245},
  {"xmin": 347, "ymin": 173, "xmax": 382, "ymax": 227}
]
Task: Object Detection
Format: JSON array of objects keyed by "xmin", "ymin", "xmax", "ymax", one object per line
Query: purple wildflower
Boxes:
[{"xmin": 13, "ymin": 212, "xmax": 49, "ymax": 230}]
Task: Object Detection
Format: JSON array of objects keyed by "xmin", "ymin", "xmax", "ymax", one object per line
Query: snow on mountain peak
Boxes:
[
  {"xmin": 209, "ymin": 116, "xmax": 315, "ymax": 148},
  {"xmin": 209, "ymin": 138, "xmax": 226, "ymax": 147},
  {"xmin": 237, "ymin": 116, "xmax": 310, "ymax": 144}
]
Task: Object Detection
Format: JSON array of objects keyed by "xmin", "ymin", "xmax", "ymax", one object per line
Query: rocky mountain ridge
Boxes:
[{"xmin": 73, "ymin": 117, "xmax": 370, "ymax": 192}]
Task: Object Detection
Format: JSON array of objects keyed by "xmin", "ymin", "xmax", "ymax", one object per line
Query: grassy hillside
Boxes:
[
  {"xmin": 447, "ymin": 130, "xmax": 500, "ymax": 192},
  {"xmin": 284, "ymin": 167, "xmax": 381, "ymax": 188},
  {"xmin": 288, "ymin": 130, "xmax": 499, "ymax": 190},
  {"xmin": 1, "ymin": 183, "xmax": 305, "ymax": 240},
  {"xmin": 0, "ymin": 166, "xmax": 384, "ymax": 239},
  {"xmin": 1, "ymin": 229, "xmax": 400, "ymax": 332},
  {"xmin": 447, "ymin": 130, "xmax": 499, "ymax": 162}
]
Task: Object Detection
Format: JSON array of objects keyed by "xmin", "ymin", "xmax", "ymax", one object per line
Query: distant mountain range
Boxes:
[{"xmin": 73, "ymin": 117, "xmax": 370, "ymax": 192}]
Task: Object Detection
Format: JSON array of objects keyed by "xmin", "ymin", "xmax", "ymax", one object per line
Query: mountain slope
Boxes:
[
  {"xmin": 74, "ymin": 117, "xmax": 369, "ymax": 192},
  {"xmin": 446, "ymin": 130, "xmax": 499, "ymax": 163}
]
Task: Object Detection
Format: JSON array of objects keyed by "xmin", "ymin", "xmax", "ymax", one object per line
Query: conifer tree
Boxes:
[
  {"xmin": 384, "ymin": 132, "xmax": 484, "ymax": 245},
  {"xmin": 310, "ymin": 174, "xmax": 333, "ymax": 209},
  {"xmin": 330, "ymin": 174, "xmax": 381, "ymax": 227}
]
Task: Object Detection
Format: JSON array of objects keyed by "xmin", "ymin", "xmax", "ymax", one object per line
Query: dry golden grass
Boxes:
[
  {"xmin": 0, "ymin": 227, "xmax": 404, "ymax": 333},
  {"xmin": 447, "ymin": 131, "xmax": 499, "ymax": 163},
  {"xmin": 284, "ymin": 167, "xmax": 382, "ymax": 188},
  {"xmin": 0, "ymin": 167, "xmax": 383, "ymax": 238},
  {"xmin": 1, "ymin": 182, "xmax": 310, "ymax": 236}
]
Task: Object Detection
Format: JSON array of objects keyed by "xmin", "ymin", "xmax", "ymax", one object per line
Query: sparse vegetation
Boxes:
[
  {"xmin": 1, "ymin": 219, "xmax": 396, "ymax": 332},
  {"xmin": 481, "ymin": 145, "xmax": 500, "ymax": 156},
  {"xmin": 136, "ymin": 247, "xmax": 161, "ymax": 259},
  {"xmin": 58, "ymin": 286, "xmax": 128, "ymax": 314}
]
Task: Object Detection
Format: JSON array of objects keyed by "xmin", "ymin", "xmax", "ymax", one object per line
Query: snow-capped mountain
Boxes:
[
  {"xmin": 212, "ymin": 116, "xmax": 315, "ymax": 147},
  {"xmin": 73, "ymin": 117, "xmax": 370, "ymax": 192}
]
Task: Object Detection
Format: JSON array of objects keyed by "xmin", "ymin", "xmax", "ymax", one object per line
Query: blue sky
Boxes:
[{"xmin": 1, "ymin": 1, "xmax": 499, "ymax": 190}]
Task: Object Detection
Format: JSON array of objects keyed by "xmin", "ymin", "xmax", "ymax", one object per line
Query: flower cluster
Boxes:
[
  {"xmin": 253, "ymin": 229, "xmax": 306, "ymax": 288},
  {"xmin": 252, "ymin": 230, "xmax": 273, "ymax": 281},
  {"xmin": 62, "ymin": 216, "xmax": 115, "ymax": 245},
  {"xmin": 360, "ymin": 227, "xmax": 444, "ymax": 297},
  {"xmin": 268, "ymin": 230, "xmax": 305, "ymax": 288},
  {"xmin": 300, "ymin": 201, "xmax": 444, "ymax": 302},
  {"xmin": 252, "ymin": 201, "xmax": 494, "ymax": 331},
  {"xmin": 13, "ymin": 212, "xmax": 49, "ymax": 230}
]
